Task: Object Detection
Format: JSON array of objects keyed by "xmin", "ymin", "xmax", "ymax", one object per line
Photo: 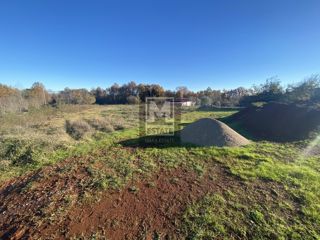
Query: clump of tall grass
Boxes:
[
  {"xmin": 111, "ymin": 118, "xmax": 127, "ymax": 130},
  {"xmin": 65, "ymin": 119, "xmax": 91, "ymax": 140},
  {"xmin": 86, "ymin": 118, "xmax": 114, "ymax": 133}
]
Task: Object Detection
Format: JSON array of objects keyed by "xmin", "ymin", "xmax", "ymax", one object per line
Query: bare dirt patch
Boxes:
[
  {"xmin": 0, "ymin": 156, "xmax": 93, "ymax": 240},
  {"xmin": 0, "ymin": 155, "xmax": 296, "ymax": 240},
  {"xmin": 28, "ymin": 164, "xmax": 239, "ymax": 239}
]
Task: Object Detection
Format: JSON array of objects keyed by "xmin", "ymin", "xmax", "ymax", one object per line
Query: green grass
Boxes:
[
  {"xmin": 182, "ymin": 192, "xmax": 310, "ymax": 240},
  {"xmin": 181, "ymin": 142, "xmax": 320, "ymax": 239}
]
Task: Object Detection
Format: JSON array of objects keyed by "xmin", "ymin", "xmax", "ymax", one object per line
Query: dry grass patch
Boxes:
[{"xmin": 65, "ymin": 120, "xmax": 92, "ymax": 140}]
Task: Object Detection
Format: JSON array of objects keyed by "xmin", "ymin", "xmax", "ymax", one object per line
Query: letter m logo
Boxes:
[{"xmin": 146, "ymin": 98, "xmax": 173, "ymax": 123}]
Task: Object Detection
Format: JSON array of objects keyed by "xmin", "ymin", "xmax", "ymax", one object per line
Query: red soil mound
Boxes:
[{"xmin": 226, "ymin": 103, "xmax": 320, "ymax": 142}]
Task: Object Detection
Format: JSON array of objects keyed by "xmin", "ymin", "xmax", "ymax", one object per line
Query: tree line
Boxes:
[
  {"xmin": 0, "ymin": 75, "xmax": 319, "ymax": 113},
  {"xmin": 0, "ymin": 82, "xmax": 50, "ymax": 113},
  {"xmin": 240, "ymin": 75, "xmax": 320, "ymax": 107}
]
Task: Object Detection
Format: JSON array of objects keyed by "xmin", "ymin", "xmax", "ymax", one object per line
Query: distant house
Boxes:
[{"xmin": 174, "ymin": 98, "xmax": 196, "ymax": 107}]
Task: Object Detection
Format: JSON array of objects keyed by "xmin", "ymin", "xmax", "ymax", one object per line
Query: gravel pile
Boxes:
[{"xmin": 181, "ymin": 118, "xmax": 250, "ymax": 147}]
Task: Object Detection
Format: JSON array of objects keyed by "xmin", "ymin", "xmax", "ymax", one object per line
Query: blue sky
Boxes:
[{"xmin": 0, "ymin": 0, "xmax": 319, "ymax": 91}]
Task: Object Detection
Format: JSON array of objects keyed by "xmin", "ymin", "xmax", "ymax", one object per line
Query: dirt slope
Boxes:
[{"xmin": 181, "ymin": 118, "xmax": 250, "ymax": 147}]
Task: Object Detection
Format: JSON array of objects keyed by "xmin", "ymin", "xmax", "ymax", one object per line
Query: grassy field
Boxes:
[
  {"xmin": 0, "ymin": 104, "xmax": 319, "ymax": 239},
  {"xmin": 0, "ymin": 104, "xmax": 139, "ymax": 182}
]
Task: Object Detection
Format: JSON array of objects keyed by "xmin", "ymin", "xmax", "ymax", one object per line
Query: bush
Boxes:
[
  {"xmin": 86, "ymin": 118, "xmax": 114, "ymax": 133},
  {"xmin": 127, "ymin": 95, "xmax": 140, "ymax": 104},
  {"xmin": 13, "ymin": 146, "xmax": 36, "ymax": 165},
  {"xmin": 0, "ymin": 139, "xmax": 40, "ymax": 165},
  {"xmin": 65, "ymin": 120, "xmax": 91, "ymax": 140},
  {"xmin": 111, "ymin": 118, "xmax": 127, "ymax": 130},
  {"xmin": 113, "ymin": 123, "xmax": 126, "ymax": 130},
  {"xmin": 200, "ymin": 96, "xmax": 212, "ymax": 106}
]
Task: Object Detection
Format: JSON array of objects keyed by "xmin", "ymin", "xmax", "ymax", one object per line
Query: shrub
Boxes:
[
  {"xmin": 65, "ymin": 119, "xmax": 91, "ymax": 140},
  {"xmin": 13, "ymin": 146, "xmax": 36, "ymax": 165},
  {"xmin": 86, "ymin": 118, "xmax": 114, "ymax": 133},
  {"xmin": 0, "ymin": 139, "xmax": 41, "ymax": 166},
  {"xmin": 112, "ymin": 119, "xmax": 127, "ymax": 130},
  {"xmin": 127, "ymin": 95, "xmax": 140, "ymax": 105},
  {"xmin": 200, "ymin": 96, "xmax": 212, "ymax": 106}
]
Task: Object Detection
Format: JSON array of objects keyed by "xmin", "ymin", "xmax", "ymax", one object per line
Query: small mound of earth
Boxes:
[{"xmin": 181, "ymin": 118, "xmax": 250, "ymax": 147}]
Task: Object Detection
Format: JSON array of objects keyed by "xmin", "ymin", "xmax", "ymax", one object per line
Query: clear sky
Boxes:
[{"xmin": 0, "ymin": 0, "xmax": 319, "ymax": 91}]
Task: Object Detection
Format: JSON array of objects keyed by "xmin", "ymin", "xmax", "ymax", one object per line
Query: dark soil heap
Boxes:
[
  {"xmin": 181, "ymin": 118, "xmax": 250, "ymax": 147},
  {"xmin": 225, "ymin": 102, "xmax": 320, "ymax": 142}
]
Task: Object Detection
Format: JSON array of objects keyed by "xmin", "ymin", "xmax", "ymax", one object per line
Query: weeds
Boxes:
[
  {"xmin": 86, "ymin": 118, "xmax": 114, "ymax": 133},
  {"xmin": 65, "ymin": 119, "xmax": 91, "ymax": 140}
]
